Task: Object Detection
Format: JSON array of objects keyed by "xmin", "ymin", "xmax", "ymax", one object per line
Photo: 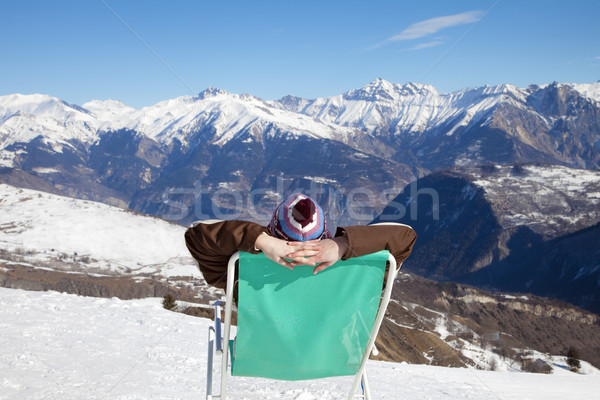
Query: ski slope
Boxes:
[
  {"xmin": 0, "ymin": 184, "xmax": 195, "ymax": 279},
  {"xmin": 1, "ymin": 288, "xmax": 598, "ymax": 400}
]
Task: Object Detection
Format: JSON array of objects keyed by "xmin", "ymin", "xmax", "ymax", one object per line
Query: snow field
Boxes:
[
  {"xmin": 1, "ymin": 288, "xmax": 599, "ymax": 400},
  {"xmin": 0, "ymin": 184, "xmax": 196, "ymax": 279}
]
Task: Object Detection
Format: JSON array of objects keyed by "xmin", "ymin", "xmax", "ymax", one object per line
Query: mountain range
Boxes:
[
  {"xmin": 1, "ymin": 79, "xmax": 600, "ymax": 313},
  {"xmin": 1, "ymin": 79, "xmax": 599, "ymax": 226}
]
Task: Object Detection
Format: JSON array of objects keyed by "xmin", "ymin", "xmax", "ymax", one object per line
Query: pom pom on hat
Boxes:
[{"xmin": 269, "ymin": 193, "xmax": 331, "ymax": 242}]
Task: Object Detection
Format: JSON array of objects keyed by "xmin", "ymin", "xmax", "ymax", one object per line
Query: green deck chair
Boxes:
[{"xmin": 206, "ymin": 249, "xmax": 399, "ymax": 400}]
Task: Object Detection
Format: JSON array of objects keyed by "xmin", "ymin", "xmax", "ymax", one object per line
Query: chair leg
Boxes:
[
  {"xmin": 347, "ymin": 369, "xmax": 372, "ymax": 400},
  {"xmin": 220, "ymin": 252, "xmax": 238, "ymax": 400},
  {"xmin": 362, "ymin": 370, "xmax": 372, "ymax": 400},
  {"xmin": 207, "ymin": 327, "xmax": 215, "ymax": 400},
  {"xmin": 348, "ymin": 371, "xmax": 366, "ymax": 400}
]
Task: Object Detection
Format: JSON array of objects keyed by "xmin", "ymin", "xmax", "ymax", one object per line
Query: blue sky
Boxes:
[{"xmin": 1, "ymin": 0, "xmax": 599, "ymax": 108}]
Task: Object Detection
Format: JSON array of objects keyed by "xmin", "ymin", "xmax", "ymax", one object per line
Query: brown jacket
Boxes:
[{"xmin": 185, "ymin": 220, "xmax": 417, "ymax": 292}]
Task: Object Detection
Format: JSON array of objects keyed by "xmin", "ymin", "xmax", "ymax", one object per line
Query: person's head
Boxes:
[{"xmin": 268, "ymin": 193, "xmax": 332, "ymax": 242}]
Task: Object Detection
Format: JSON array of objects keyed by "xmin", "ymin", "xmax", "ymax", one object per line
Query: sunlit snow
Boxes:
[
  {"xmin": 0, "ymin": 184, "xmax": 195, "ymax": 279},
  {"xmin": 1, "ymin": 288, "xmax": 598, "ymax": 400}
]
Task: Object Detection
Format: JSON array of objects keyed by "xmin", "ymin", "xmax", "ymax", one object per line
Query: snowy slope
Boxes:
[
  {"xmin": 0, "ymin": 184, "xmax": 195, "ymax": 279},
  {"xmin": 81, "ymin": 99, "xmax": 137, "ymax": 130},
  {"xmin": 568, "ymin": 82, "xmax": 600, "ymax": 103},
  {"xmin": 470, "ymin": 164, "xmax": 600, "ymax": 238},
  {"xmin": 1, "ymin": 287, "xmax": 599, "ymax": 400}
]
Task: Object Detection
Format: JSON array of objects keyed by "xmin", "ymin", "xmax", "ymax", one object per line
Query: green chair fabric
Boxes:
[{"xmin": 231, "ymin": 250, "xmax": 389, "ymax": 381}]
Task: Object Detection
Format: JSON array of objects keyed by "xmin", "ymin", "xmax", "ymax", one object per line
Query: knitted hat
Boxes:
[{"xmin": 269, "ymin": 193, "xmax": 332, "ymax": 242}]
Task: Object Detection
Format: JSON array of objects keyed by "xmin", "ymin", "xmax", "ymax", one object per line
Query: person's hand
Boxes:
[
  {"xmin": 286, "ymin": 236, "xmax": 349, "ymax": 274},
  {"xmin": 254, "ymin": 233, "xmax": 308, "ymax": 270}
]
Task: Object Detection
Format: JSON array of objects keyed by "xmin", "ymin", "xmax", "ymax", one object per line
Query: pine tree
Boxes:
[
  {"xmin": 566, "ymin": 347, "xmax": 581, "ymax": 372},
  {"xmin": 162, "ymin": 293, "xmax": 177, "ymax": 311}
]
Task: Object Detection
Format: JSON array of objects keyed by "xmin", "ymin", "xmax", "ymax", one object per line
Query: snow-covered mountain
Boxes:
[
  {"xmin": 82, "ymin": 88, "xmax": 361, "ymax": 149},
  {"xmin": 0, "ymin": 184, "xmax": 190, "ymax": 270},
  {"xmin": 569, "ymin": 82, "xmax": 600, "ymax": 103},
  {"xmin": 276, "ymin": 79, "xmax": 527, "ymax": 137},
  {"xmin": 4, "ymin": 79, "xmax": 599, "ymax": 157},
  {"xmin": 0, "ymin": 83, "xmax": 419, "ymax": 225},
  {"xmin": 469, "ymin": 165, "xmax": 600, "ymax": 238},
  {"xmin": 0, "ymin": 93, "xmax": 97, "ymax": 153},
  {"xmin": 280, "ymin": 79, "xmax": 600, "ymax": 135},
  {"xmin": 0, "ymin": 88, "xmax": 362, "ymax": 156},
  {"xmin": 1, "ymin": 79, "xmax": 599, "ymax": 227}
]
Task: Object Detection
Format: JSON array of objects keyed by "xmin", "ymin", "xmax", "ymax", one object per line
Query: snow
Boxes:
[
  {"xmin": 0, "ymin": 184, "xmax": 196, "ymax": 279},
  {"xmin": 31, "ymin": 167, "xmax": 61, "ymax": 174},
  {"xmin": 569, "ymin": 82, "xmax": 600, "ymax": 103},
  {"xmin": 471, "ymin": 165, "xmax": 600, "ymax": 238},
  {"xmin": 82, "ymin": 99, "xmax": 137, "ymax": 132},
  {"xmin": 302, "ymin": 176, "xmax": 338, "ymax": 184},
  {"xmin": 1, "ymin": 287, "xmax": 599, "ymax": 400},
  {"xmin": 0, "ymin": 93, "xmax": 98, "ymax": 149},
  {"xmin": 0, "ymin": 149, "xmax": 19, "ymax": 167}
]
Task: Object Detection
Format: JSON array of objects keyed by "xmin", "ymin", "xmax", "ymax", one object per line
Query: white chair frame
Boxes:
[{"xmin": 206, "ymin": 251, "xmax": 399, "ymax": 400}]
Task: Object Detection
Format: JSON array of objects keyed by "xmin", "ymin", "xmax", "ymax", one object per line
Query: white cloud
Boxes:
[
  {"xmin": 389, "ymin": 11, "xmax": 483, "ymax": 41},
  {"xmin": 407, "ymin": 40, "xmax": 445, "ymax": 51}
]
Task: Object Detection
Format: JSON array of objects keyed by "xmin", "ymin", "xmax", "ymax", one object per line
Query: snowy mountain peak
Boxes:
[
  {"xmin": 343, "ymin": 79, "xmax": 438, "ymax": 102},
  {"xmin": 366, "ymin": 77, "xmax": 397, "ymax": 92},
  {"xmin": 398, "ymin": 81, "xmax": 439, "ymax": 96},
  {"xmin": 83, "ymin": 99, "xmax": 135, "ymax": 112},
  {"xmin": 344, "ymin": 78, "xmax": 398, "ymax": 101},
  {"xmin": 194, "ymin": 86, "xmax": 230, "ymax": 100},
  {"xmin": 0, "ymin": 93, "xmax": 98, "ymax": 151},
  {"xmin": 82, "ymin": 99, "xmax": 137, "ymax": 124},
  {"xmin": 484, "ymin": 83, "xmax": 523, "ymax": 95},
  {"xmin": 0, "ymin": 93, "xmax": 90, "ymax": 121}
]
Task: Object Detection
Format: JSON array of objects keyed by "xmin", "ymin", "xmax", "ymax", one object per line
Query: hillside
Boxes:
[
  {"xmin": 2, "ymin": 184, "xmax": 599, "ymax": 370},
  {"xmin": 373, "ymin": 164, "xmax": 600, "ymax": 313},
  {"xmin": 0, "ymin": 183, "xmax": 213, "ymax": 302}
]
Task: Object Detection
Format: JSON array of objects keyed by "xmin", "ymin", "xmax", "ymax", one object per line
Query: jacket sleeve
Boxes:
[
  {"xmin": 336, "ymin": 223, "xmax": 417, "ymax": 269},
  {"xmin": 184, "ymin": 220, "xmax": 268, "ymax": 290}
]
